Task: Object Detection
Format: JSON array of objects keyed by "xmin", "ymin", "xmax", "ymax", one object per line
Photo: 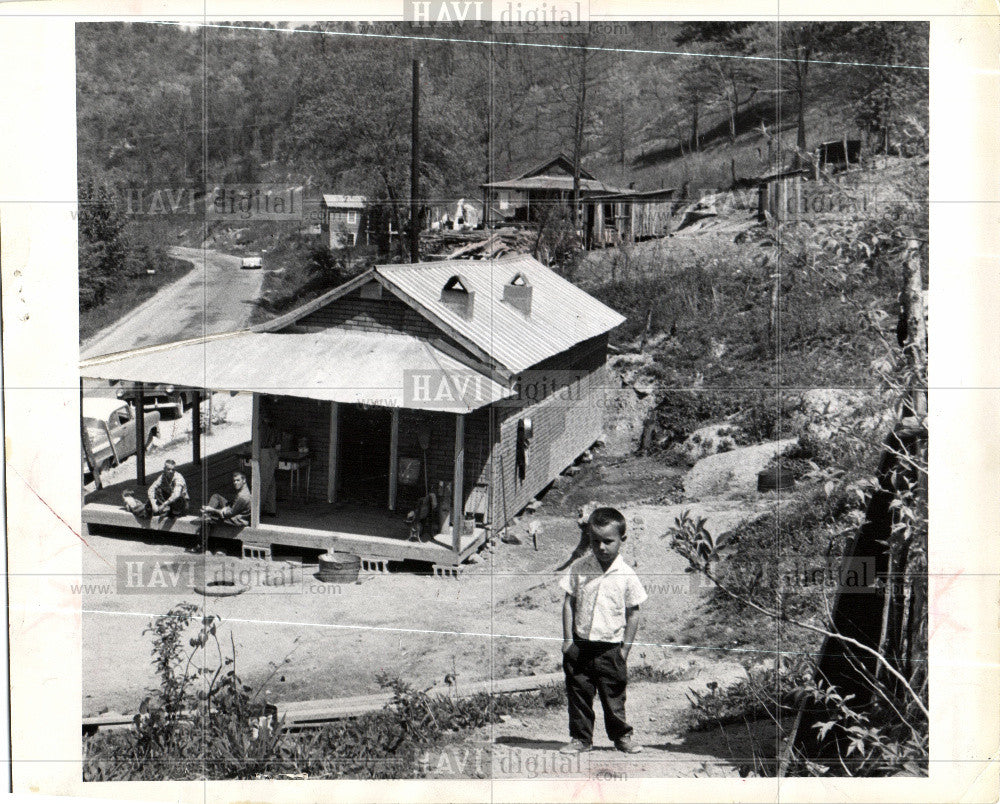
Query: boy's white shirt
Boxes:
[{"xmin": 559, "ymin": 553, "xmax": 648, "ymax": 643}]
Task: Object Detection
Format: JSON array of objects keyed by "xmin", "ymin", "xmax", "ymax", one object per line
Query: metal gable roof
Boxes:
[
  {"xmin": 322, "ymin": 194, "xmax": 366, "ymax": 208},
  {"xmin": 375, "ymin": 255, "xmax": 626, "ymax": 374},
  {"xmin": 80, "ymin": 329, "xmax": 512, "ymax": 413}
]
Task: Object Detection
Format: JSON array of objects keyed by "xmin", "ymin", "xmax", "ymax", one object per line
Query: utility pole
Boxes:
[{"xmin": 410, "ymin": 58, "xmax": 421, "ymax": 263}]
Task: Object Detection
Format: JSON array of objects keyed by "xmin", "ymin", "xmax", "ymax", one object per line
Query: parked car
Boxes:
[
  {"xmin": 82, "ymin": 397, "xmax": 160, "ymax": 475},
  {"xmin": 113, "ymin": 381, "xmax": 198, "ymax": 419},
  {"xmin": 241, "ymin": 255, "xmax": 262, "ymax": 269}
]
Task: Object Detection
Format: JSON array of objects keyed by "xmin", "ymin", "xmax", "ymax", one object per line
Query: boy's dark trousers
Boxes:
[{"xmin": 563, "ymin": 639, "xmax": 632, "ymax": 744}]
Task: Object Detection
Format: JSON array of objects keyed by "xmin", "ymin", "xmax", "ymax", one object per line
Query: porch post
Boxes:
[
  {"xmin": 388, "ymin": 407, "xmax": 400, "ymax": 510},
  {"xmin": 81, "ymin": 378, "xmax": 102, "ymax": 490},
  {"xmin": 452, "ymin": 413, "xmax": 465, "ymax": 554},
  {"xmin": 135, "ymin": 382, "xmax": 146, "ymax": 485},
  {"xmin": 250, "ymin": 393, "xmax": 261, "ymax": 528},
  {"xmin": 326, "ymin": 402, "xmax": 339, "ymax": 503},
  {"xmin": 191, "ymin": 389, "xmax": 201, "ymax": 466}
]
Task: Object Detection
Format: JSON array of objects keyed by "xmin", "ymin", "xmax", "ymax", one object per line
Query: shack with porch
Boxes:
[
  {"xmin": 481, "ymin": 154, "xmax": 627, "ymax": 229},
  {"xmin": 80, "ymin": 254, "xmax": 625, "ymax": 570}
]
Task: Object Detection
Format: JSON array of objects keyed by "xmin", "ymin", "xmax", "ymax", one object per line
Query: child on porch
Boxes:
[{"xmin": 558, "ymin": 506, "xmax": 646, "ymax": 755}]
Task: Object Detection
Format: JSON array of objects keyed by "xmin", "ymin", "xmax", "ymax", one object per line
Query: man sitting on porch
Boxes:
[
  {"xmin": 143, "ymin": 459, "xmax": 190, "ymax": 518},
  {"xmin": 201, "ymin": 471, "xmax": 252, "ymax": 526}
]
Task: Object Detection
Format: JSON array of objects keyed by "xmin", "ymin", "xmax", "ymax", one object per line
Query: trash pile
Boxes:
[{"xmin": 419, "ymin": 226, "xmax": 537, "ymax": 260}]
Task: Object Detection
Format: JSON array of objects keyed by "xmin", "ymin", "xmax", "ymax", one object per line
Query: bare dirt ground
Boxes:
[{"xmin": 81, "ymin": 406, "xmax": 790, "ymax": 776}]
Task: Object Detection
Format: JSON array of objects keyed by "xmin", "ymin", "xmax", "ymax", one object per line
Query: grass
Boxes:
[{"xmin": 79, "ymin": 255, "xmax": 194, "ymax": 343}]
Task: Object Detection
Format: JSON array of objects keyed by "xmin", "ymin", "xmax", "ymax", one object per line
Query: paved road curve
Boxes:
[{"xmin": 80, "ymin": 246, "xmax": 267, "ymax": 359}]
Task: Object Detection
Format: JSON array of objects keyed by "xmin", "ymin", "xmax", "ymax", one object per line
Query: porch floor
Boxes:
[{"xmin": 82, "ymin": 443, "xmax": 485, "ymax": 566}]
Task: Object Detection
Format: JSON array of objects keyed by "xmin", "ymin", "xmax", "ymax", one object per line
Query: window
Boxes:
[{"xmin": 346, "ymin": 210, "xmax": 358, "ymax": 224}]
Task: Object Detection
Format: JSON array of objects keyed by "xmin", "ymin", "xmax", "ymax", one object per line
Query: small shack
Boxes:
[
  {"xmin": 80, "ymin": 254, "xmax": 625, "ymax": 569},
  {"xmin": 818, "ymin": 138, "xmax": 863, "ymax": 172},
  {"xmin": 481, "ymin": 154, "xmax": 628, "ymax": 228},
  {"xmin": 586, "ymin": 187, "xmax": 678, "ymax": 247},
  {"xmin": 322, "ymin": 194, "xmax": 367, "ymax": 248}
]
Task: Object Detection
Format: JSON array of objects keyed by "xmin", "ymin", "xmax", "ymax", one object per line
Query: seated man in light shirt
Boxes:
[{"xmin": 145, "ymin": 459, "xmax": 189, "ymax": 518}]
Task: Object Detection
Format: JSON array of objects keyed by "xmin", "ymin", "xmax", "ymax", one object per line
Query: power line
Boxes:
[{"xmin": 134, "ymin": 19, "xmax": 930, "ymax": 72}]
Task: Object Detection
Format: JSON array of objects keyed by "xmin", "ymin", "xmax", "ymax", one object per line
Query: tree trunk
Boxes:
[
  {"xmin": 901, "ymin": 242, "xmax": 927, "ymax": 417},
  {"xmin": 571, "ymin": 46, "xmax": 588, "ymax": 230},
  {"xmin": 690, "ymin": 100, "xmax": 700, "ymax": 152},
  {"xmin": 795, "ymin": 50, "xmax": 810, "ymax": 160}
]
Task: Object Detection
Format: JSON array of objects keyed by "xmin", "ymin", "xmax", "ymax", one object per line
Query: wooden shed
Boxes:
[
  {"xmin": 586, "ymin": 187, "xmax": 678, "ymax": 247},
  {"xmin": 80, "ymin": 255, "xmax": 625, "ymax": 569}
]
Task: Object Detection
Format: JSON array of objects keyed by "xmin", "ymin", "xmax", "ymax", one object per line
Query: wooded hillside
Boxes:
[{"xmin": 77, "ymin": 21, "xmax": 928, "ymax": 199}]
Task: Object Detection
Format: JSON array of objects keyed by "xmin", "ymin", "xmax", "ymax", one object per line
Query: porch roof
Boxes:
[
  {"xmin": 481, "ymin": 176, "xmax": 628, "ymax": 194},
  {"xmin": 80, "ymin": 329, "xmax": 513, "ymax": 413}
]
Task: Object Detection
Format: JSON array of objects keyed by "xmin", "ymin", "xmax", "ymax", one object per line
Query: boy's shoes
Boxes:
[
  {"xmin": 559, "ymin": 739, "xmax": 592, "ymax": 754},
  {"xmin": 614, "ymin": 737, "xmax": 643, "ymax": 754}
]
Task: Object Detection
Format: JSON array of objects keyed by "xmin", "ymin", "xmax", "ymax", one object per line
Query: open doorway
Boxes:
[{"xmin": 338, "ymin": 405, "xmax": 392, "ymax": 506}]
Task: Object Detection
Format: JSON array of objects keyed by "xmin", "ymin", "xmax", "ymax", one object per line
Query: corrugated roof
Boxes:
[
  {"xmin": 481, "ymin": 176, "xmax": 628, "ymax": 194},
  {"xmin": 80, "ymin": 330, "xmax": 512, "ymax": 413},
  {"xmin": 322, "ymin": 194, "xmax": 366, "ymax": 208},
  {"xmin": 590, "ymin": 187, "xmax": 678, "ymax": 200},
  {"xmin": 375, "ymin": 255, "xmax": 626, "ymax": 373}
]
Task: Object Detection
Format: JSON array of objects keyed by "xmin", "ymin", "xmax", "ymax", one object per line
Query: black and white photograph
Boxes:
[{"xmin": 2, "ymin": 5, "xmax": 995, "ymax": 800}]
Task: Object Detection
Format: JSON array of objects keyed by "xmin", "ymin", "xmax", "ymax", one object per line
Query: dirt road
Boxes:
[{"xmin": 80, "ymin": 246, "xmax": 266, "ymax": 359}]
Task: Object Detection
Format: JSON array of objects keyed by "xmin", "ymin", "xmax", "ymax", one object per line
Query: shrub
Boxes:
[{"xmin": 83, "ymin": 605, "xmax": 566, "ymax": 780}]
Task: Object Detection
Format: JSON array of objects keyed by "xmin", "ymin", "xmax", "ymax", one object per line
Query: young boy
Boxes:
[{"xmin": 559, "ymin": 506, "xmax": 647, "ymax": 754}]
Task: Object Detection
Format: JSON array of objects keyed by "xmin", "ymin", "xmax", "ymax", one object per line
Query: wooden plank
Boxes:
[
  {"xmin": 327, "ymin": 402, "xmax": 339, "ymax": 503},
  {"xmin": 251, "ymin": 522, "xmax": 455, "ymax": 562},
  {"xmin": 251, "ymin": 393, "xmax": 261, "ymax": 528},
  {"xmin": 192, "ymin": 389, "xmax": 201, "ymax": 466},
  {"xmin": 388, "ymin": 407, "xmax": 399, "ymax": 510},
  {"xmin": 452, "ymin": 414, "xmax": 464, "ymax": 555},
  {"xmin": 82, "ymin": 503, "xmax": 203, "ymax": 534},
  {"xmin": 81, "ymin": 380, "xmax": 103, "ymax": 490},
  {"xmin": 84, "ymin": 672, "xmax": 565, "ymax": 733},
  {"xmin": 135, "ymin": 383, "xmax": 145, "ymax": 485}
]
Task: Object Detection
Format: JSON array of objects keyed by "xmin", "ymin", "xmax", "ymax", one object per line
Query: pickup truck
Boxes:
[
  {"xmin": 82, "ymin": 397, "xmax": 160, "ymax": 475},
  {"xmin": 113, "ymin": 381, "xmax": 198, "ymax": 419}
]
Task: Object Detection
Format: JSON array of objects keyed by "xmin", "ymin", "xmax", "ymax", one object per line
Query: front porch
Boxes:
[{"xmin": 81, "ymin": 442, "xmax": 486, "ymax": 566}]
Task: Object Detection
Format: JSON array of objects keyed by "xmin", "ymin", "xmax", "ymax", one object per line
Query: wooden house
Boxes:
[
  {"xmin": 79, "ymin": 255, "xmax": 625, "ymax": 570},
  {"xmin": 322, "ymin": 194, "xmax": 367, "ymax": 249},
  {"xmin": 585, "ymin": 188, "xmax": 678, "ymax": 247},
  {"xmin": 481, "ymin": 154, "xmax": 628, "ymax": 228}
]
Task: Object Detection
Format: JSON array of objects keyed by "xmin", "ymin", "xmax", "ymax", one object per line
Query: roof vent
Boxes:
[
  {"xmin": 441, "ymin": 274, "xmax": 475, "ymax": 318},
  {"xmin": 502, "ymin": 272, "xmax": 533, "ymax": 315}
]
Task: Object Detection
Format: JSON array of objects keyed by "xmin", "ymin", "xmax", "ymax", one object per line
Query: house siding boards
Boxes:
[
  {"xmin": 487, "ymin": 334, "xmax": 609, "ymax": 528},
  {"xmin": 298, "ymin": 286, "xmax": 442, "ymax": 340},
  {"xmin": 260, "ymin": 394, "xmax": 331, "ymax": 501}
]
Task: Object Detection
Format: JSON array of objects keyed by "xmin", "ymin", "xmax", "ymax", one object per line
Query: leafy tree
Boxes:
[{"xmin": 78, "ymin": 180, "xmax": 130, "ymax": 309}]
